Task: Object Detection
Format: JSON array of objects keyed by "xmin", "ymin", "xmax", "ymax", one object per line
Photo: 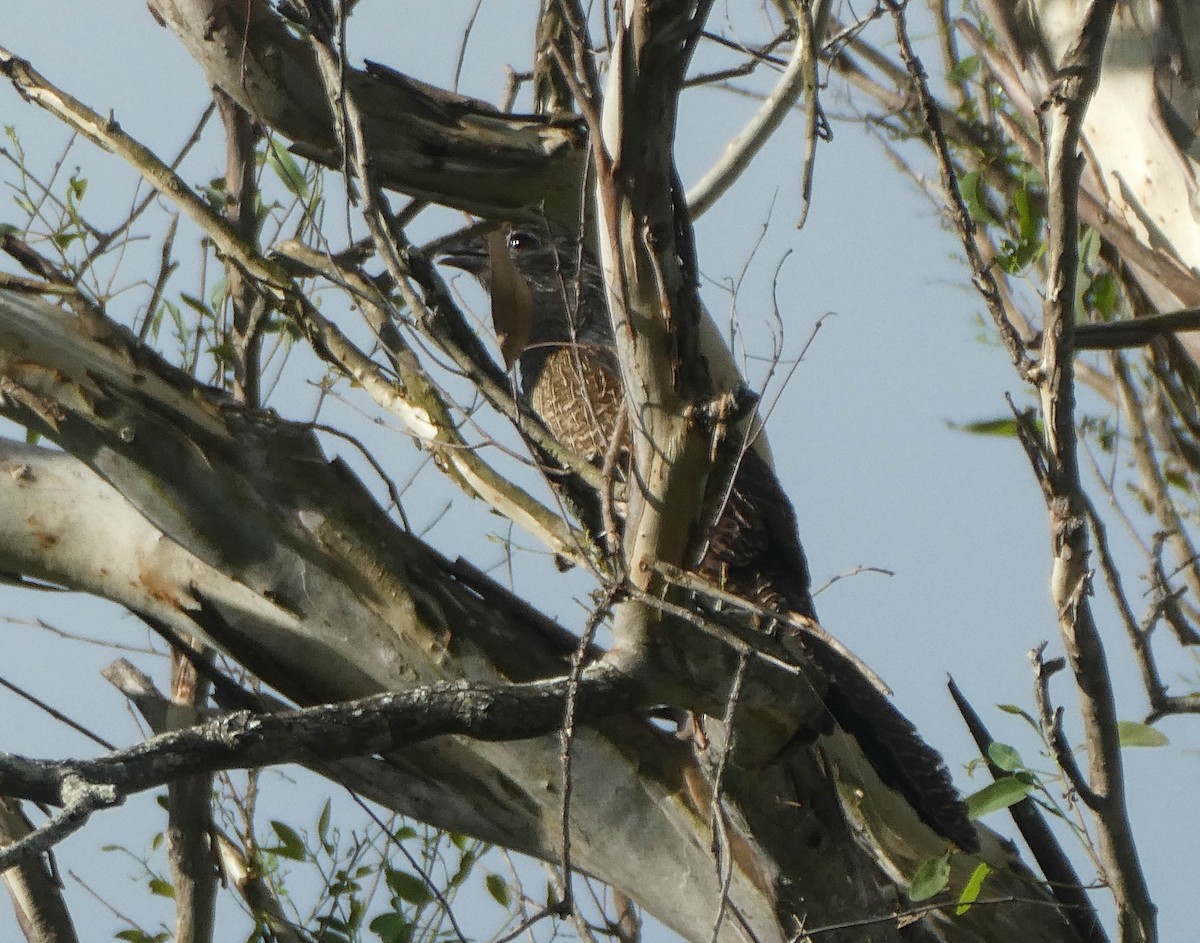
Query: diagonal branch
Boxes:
[
  {"xmin": 0, "ymin": 666, "xmax": 634, "ymax": 870},
  {"xmin": 145, "ymin": 0, "xmax": 588, "ymax": 229}
]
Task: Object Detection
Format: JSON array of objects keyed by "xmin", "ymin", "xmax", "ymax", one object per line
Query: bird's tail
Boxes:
[{"xmin": 793, "ymin": 624, "xmax": 980, "ymax": 853}]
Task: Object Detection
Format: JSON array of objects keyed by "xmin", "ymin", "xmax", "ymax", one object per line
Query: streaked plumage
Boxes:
[{"xmin": 441, "ymin": 228, "xmax": 978, "ymax": 852}]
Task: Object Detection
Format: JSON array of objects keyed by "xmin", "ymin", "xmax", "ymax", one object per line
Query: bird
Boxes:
[{"xmin": 440, "ymin": 226, "xmax": 979, "ymax": 853}]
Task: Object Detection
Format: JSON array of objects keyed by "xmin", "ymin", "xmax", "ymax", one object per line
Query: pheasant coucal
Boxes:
[{"xmin": 440, "ymin": 227, "xmax": 978, "ymax": 852}]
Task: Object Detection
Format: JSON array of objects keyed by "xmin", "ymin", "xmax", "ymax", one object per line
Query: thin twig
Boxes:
[
  {"xmin": 558, "ymin": 584, "xmax": 621, "ymax": 915},
  {"xmin": 0, "ymin": 779, "xmax": 119, "ymax": 873},
  {"xmin": 0, "ymin": 675, "xmax": 116, "ymax": 751},
  {"xmin": 706, "ymin": 651, "xmax": 748, "ymax": 943},
  {"xmin": 1030, "ymin": 643, "xmax": 1102, "ymax": 810},
  {"xmin": 883, "ymin": 0, "xmax": 1034, "ymax": 379}
]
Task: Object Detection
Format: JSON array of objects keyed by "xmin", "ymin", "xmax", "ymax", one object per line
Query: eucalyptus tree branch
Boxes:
[
  {"xmin": 98, "ymin": 657, "xmax": 216, "ymax": 943},
  {"xmin": 1031, "ymin": 645, "xmax": 1101, "ymax": 809},
  {"xmin": 883, "ymin": 2, "xmax": 1035, "ymax": 381},
  {"xmin": 0, "ymin": 46, "xmax": 292, "ymax": 296},
  {"xmin": 215, "ymin": 88, "xmax": 266, "ymax": 408},
  {"xmin": 167, "ymin": 643, "xmax": 217, "ymax": 943},
  {"xmin": 0, "ymin": 667, "xmax": 634, "ymax": 871},
  {"xmin": 0, "ymin": 798, "xmax": 81, "ymax": 943},
  {"xmin": 1073, "ymin": 309, "xmax": 1200, "ymax": 349},
  {"xmin": 146, "ymin": 0, "xmax": 588, "ymax": 230},
  {"xmin": 687, "ymin": 0, "xmax": 828, "ymax": 221},
  {"xmin": 591, "ymin": 0, "xmax": 719, "ymax": 611},
  {"xmin": 1036, "ymin": 3, "xmax": 1156, "ymax": 939},
  {"xmin": 214, "ymin": 832, "xmax": 311, "ymax": 943},
  {"xmin": 0, "ymin": 777, "xmax": 120, "ymax": 877}
]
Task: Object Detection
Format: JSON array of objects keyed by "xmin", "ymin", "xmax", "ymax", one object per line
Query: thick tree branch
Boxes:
[
  {"xmin": 0, "ymin": 667, "xmax": 634, "ymax": 870},
  {"xmin": 0, "ymin": 798, "xmax": 80, "ymax": 943},
  {"xmin": 1073, "ymin": 309, "xmax": 1200, "ymax": 350},
  {"xmin": 144, "ymin": 0, "xmax": 588, "ymax": 230},
  {"xmin": 0, "ymin": 47, "xmax": 591, "ymax": 562}
]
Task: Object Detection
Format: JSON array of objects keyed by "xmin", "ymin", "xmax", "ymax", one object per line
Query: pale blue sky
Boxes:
[{"xmin": 0, "ymin": 3, "xmax": 1191, "ymax": 940}]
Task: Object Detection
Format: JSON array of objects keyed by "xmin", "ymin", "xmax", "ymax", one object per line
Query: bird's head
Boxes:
[{"xmin": 438, "ymin": 226, "xmax": 610, "ymax": 350}]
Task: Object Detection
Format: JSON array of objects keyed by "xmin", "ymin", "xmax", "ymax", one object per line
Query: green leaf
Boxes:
[
  {"xmin": 386, "ymin": 869, "xmax": 433, "ymax": 905},
  {"xmin": 449, "ymin": 848, "xmax": 477, "ymax": 889},
  {"xmin": 1014, "ymin": 186, "xmax": 1038, "ymax": 243},
  {"xmin": 485, "ymin": 873, "xmax": 511, "ymax": 907},
  {"xmin": 266, "ymin": 144, "xmax": 309, "ymax": 199},
  {"xmin": 1095, "ymin": 278, "xmax": 1118, "ymax": 318},
  {"xmin": 317, "ymin": 798, "xmax": 333, "ymax": 849},
  {"xmin": 966, "ymin": 776, "xmax": 1032, "ymax": 820},
  {"xmin": 909, "ymin": 854, "xmax": 951, "ymax": 902},
  {"xmin": 955, "ymin": 862, "xmax": 991, "ymax": 915},
  {"xmin": 208, "ymin": 340, "xmax": 237, "ymax": 367},
  {"xmin": 950, "ymin": 416, "xmax": 1018, "ymax": 438},
  {"xmin": 369, "ymin": 913, "xmax": 412, "ymax": 943},
  {"xmin": 986, "ymin": 741, "xmax": 1024, "ymax": 772},
  {"xmin": 997, "ymin": 703, "xmax": 1039, "ymax": 729},
  {"xmin": 1117, "ymin": 721, "xmax": 1169, "ymax": 748},
  {"xmin": 180, "ymin": 292, "xmax": 214, "ymax": 320},
  {"xmin": 948, "ymin": 55, "xmax": 980, "ymax": 84},
  {"xmin": 267, "ymin": 821, "xmax": 307, "ymax": 861},
  {"xmin": 959, "ymin": 170, "xmax": 995, "ymax": 224},
  {"xmin": 148, "ymin": 877, "xmax": 175, "ymax": 898}
]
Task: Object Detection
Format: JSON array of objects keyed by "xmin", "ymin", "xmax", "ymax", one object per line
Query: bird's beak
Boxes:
[{"xmin": 435, "ymin": 237, "xmax": 491, "ymax": 275}]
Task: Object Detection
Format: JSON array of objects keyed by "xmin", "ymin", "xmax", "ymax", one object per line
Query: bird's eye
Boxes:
[{"xmin": 506, "ymin": 230, "xmax": 541, "ymax": 253}]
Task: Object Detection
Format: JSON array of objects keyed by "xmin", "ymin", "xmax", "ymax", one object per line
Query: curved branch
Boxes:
[
  {"xmin": 686, "ymin": 0, "xmax": 824, "ymax": 219},
  {"xmin": 145, "ymin": 0, "xmax": 587, "ymax": 229},
  {"xmin": 0, "ymin": 798, "xmax": 81, "ymax": 943},
  {"xmin": 0, "ymin": 667, "xmax": 634, "ymax": 847}
]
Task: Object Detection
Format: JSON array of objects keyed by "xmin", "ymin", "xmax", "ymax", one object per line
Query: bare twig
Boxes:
[
  {"xmin": 687, "ymin": 0, "xmax": 824, "ymax": 220},
  {"xmin": 705, "ymin": 651, "xmax": 748, "ymax": 943},
  {"xmin": 884, "ymin": 0, "xmax": 1035, "ymax": 380},
  {"xmin": 0, "ymin": 675, "xmax": 115, "ymax": 751},
  {"xmin": 948, "ymin": 676, "xmax": 1109, "ymax": 943},
  {"xmin": 558, "ymin": 585, "xmax": 620, "ymax": 916},
  {"xmin": 0, "ymin": 798, "xmax": 80, "ymax": 943}
]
